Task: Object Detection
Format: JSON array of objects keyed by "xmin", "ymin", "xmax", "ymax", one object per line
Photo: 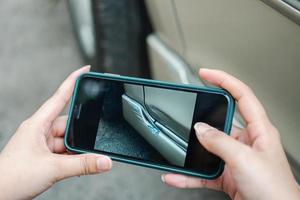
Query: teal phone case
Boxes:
[{"xmin": 64, "ymin": 72, "xmax": 235, "ymax": 179}]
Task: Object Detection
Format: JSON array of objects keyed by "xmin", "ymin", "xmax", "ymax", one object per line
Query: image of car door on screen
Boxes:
[{"xmin": 122, "ymin": 84, "xmax": 197, "ymax": 167}]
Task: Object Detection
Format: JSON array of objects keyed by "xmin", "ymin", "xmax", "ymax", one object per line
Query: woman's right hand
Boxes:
[{"xmin": 162, "ymin": 69, "xmax": 300, "ymax": 200}]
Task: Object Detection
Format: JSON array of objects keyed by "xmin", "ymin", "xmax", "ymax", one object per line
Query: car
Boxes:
[
  {"xmin": 68, "ymin": 0, "xmax": 300, "ymax": 183},
  {"xmin": 122, "ymin": 83, "xmax": 195, "ymax": 166}
]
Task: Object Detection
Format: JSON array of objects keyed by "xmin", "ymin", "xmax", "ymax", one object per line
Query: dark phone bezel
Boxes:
[{"xmin": 64, "ymin": 72, "xmax": 235, "ymax": 179}]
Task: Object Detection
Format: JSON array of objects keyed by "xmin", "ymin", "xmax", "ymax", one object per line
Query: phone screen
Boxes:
[{"xmin": 66, "ymin": 75, "xmax": 231, "ymax": 176}]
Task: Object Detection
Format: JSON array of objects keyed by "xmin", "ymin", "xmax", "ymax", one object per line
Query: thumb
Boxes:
[
  {"xmin": 194, "ymin": 122, "xmax": 249, "ymax": 166},
  {"xmin": 55, "ymin": 154, "xmax": 112, "ymax": 180}
]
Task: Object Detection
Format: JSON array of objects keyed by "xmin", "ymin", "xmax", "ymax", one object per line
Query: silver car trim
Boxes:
[
  {"xmin": 147, "ymin": 35, "xmax": 190, "ymax": 84},
  {"xmin": 123, "ymin": 94, "xmax": 187, "ymax": 149},
  {"xmin": 261, "ymin": 0, "xmax": 300, "ymax": 25},
  {"xmin": 122, "ymin": 94, "xmax": 186, "ymax": 166},
  {"xmin": 155, "ymin": 122, "xmax": 188, "ymax": 150}
]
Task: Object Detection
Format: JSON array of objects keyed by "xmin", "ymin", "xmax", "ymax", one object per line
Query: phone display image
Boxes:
[
  {"xmin": 66, "ymin": 74, "xmax": 234, "ymax": 178},
  {"xmin": 95, "ymin": 82, "xmax": 197, "ymax": 167}
]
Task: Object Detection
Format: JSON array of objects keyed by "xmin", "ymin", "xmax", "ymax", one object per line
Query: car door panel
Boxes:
[
  {"xmin": 122, "ymin": 93, "xmax": 186, "ymax": 166},
  {"xmin": 173, "ymin": 0, "xmax": 300, "ymax": 168},
  {"xmin": 144, "ymin": 85, "xmax": 196, "ymax": 142},
  {"xmin": 146, "ymin": 0, "xmax": 300, "ymax": 174}
]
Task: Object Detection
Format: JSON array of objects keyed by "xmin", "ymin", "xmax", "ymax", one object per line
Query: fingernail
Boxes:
[
  {"xmin": 194, "ymin": 122, "xmax": 213, "ymax": 139},
  {"xmin": 199, "ymin": 68, "xmax": 212, "ymax": 73},
  {"xmin": 97, "ymin": 156, "xmax": 112, "ymax": 172},
  {"xmin": 75, "ymin": 65, "xmax": 90, "ymax": 75},
  {"xmin": 166, "ymin": 175, "xmax": 187, "ymax": 188},
  {"xmin": 161, "ymin": 174, "xmax": 165, "ymax": 182},
  {"xmin": 83, "ymin": 65, "xmax": 91, "ymax": 70}
]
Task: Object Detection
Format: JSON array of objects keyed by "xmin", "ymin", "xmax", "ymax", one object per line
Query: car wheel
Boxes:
[{"xmin": 68, "ymin": 0, "xmax": 152, "ymax": 77}]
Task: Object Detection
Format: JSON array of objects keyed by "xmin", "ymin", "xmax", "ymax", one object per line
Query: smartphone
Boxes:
[{"xmin": 64, "ymin": 72, "xmax": 235, "ymax": 179}]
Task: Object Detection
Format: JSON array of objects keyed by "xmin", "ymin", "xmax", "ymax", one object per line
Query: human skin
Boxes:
[
  {"xmin": 0, "ymin": 66, "xmax": 112, "ymax": 200},
  {"xmin": 162, "ymin": 69, "xmax": 300, "ymax": 200}
]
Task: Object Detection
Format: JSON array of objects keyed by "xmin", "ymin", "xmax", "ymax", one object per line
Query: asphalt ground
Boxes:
[
  {"xmin": 95, "ymin": 118, "xmax": 169, "ymax": 164},
  {"xmin": 0, "ymin": 1, "xmax": 228, "ymax": 199}
]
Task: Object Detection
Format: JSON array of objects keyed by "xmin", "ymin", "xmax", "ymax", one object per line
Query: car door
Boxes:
[
  {"xmin": 122, "ymin": 84, "xmax": 198, "ymax": 166},
  {"xmin": 145, "ymin": 0, "xmax": 300, "ymax": 181}
]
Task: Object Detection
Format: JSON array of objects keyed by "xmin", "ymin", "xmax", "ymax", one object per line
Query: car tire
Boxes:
[{"xmin": 68, "ymin": 0, "xmax": 152, "ymax": 77}]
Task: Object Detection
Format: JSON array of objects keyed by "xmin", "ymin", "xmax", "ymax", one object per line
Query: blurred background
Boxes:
[
  {"xmin": 0, "ymin": 0, "xmax": 225, "ymax": 199},
  {"xmin": 0, "ymin": 0, "xmax": 299, "ymax": 199}
]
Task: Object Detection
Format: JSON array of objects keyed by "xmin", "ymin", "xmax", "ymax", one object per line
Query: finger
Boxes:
[
  {"xmin": 47, "ymin": 137, "xmax": 66, "ymax": 153},
  {"xmin": 51, "ymin": 115, "xmax": 68, "ymax": 137},
  {"xmin": 55, "ymin": 154, "xmax": 112, "ymax": 180},
  {"xmin": 199, "ymin": 69, "xmax": 268, "ymax": 125},
  {"xmin": 161, "ymin": 174, "xmax": 222, "ymax": 190},
  {"xmin": 33, "ymin": 66, "xmax": 90, "ymax": 129},
  {"xmin": 194, "ymin": 122, "xmax": 250, "ymax": 166}
]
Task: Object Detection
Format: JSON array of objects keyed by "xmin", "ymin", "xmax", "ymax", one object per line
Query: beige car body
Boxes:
[{"xmin": 145, "ymin": 0, "xmax": 300, "ymax": 181}]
